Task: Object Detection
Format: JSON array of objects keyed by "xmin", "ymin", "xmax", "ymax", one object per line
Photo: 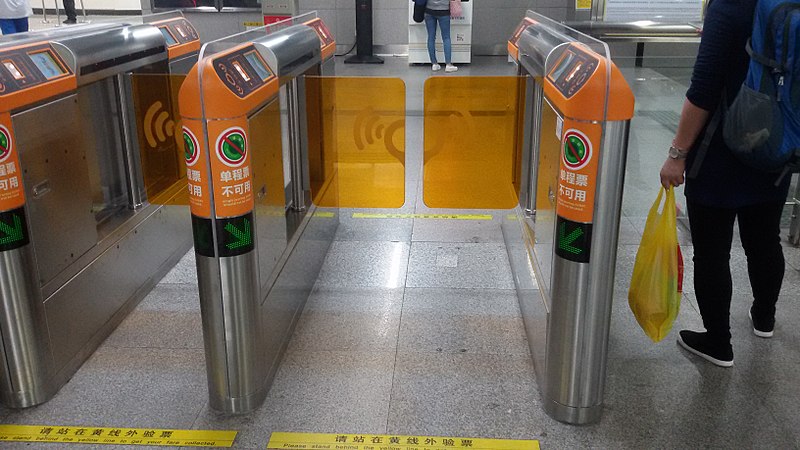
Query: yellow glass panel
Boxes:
[
  {"xmin": 423, "ymin": 76, "xmax": 526, "ymax": 209},
  {"xmin": 131, "ymin": 73, "xmax": 188, "ymax": 206},
  {"xmin": 306, "ymin": 77, "xmax": 406, "ymax": 208}
]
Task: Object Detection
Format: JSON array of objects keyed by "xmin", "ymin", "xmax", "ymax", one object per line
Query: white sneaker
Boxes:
[
  {"xmin": 445, "ymin": 64, "xmax": 458, "ymax": 73},
  {"xmin": 432, "ymin": 63, "xmax": 442, "ymax": 72}
]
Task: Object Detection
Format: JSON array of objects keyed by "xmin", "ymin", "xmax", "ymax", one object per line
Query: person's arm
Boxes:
[
  {"xmin": 659, "ymin": 0, "xmax": 743, "ymax": 189},
  {"xmin": 659, "ymin": 99, "xmax": 710, "ymax": 188}
]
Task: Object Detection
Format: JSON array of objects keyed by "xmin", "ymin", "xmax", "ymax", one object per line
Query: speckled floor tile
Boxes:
[
  {"xmin": 316, "ymin": 241, "xmax": 410, "ymax": 289},
  {"xmin": 387, "ymin": 351, "xmax": 541, "ymax": 440},
  {"xmin": 158, "ymin": 249, "xmax": 198, "ymax": 285},
  {"xmin": 411, "ymin": 218, "xmax": 504, "ymax": 243},
  {"xmin": 103, "ymin": 283, "xmax": 204, "ymax": 350},
  {"xmin": 398, "ymin": 288, "xmax": 528, "ymax": 355},
  {"xmin": 288, "ymin": 287, "xmax": 404, "ymax": 351},
  {"xmin": 193, "ymin": 350, "xmax": 395, "ymax": 448},
  {"xmin": 335, "ymin": 209, "xmax": 414, "ymax": 242},
  {"xmin": 591, "ymin": 359, "xmax": 797, "ymax": 448},
  {"xmin": 2, "ymin": 347, "xmax": 207, "ymax": 429},
  {"xmin": 406, "ymin": 242, "xmax": 514, "ymax": 289}
]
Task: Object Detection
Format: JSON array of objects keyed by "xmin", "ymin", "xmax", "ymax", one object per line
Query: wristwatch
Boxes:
[{"xmin": 668, "ymin": 145, "xmax": 688, "ymax": 160}]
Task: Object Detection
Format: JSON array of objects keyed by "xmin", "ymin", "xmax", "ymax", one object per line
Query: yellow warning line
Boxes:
[
  {"xmin": 267, "ymin": 432, "xmax": 539, "ymax": 450},
  {"xmin": 0, "ymin": 425, "xmax": 237, "ymax": 447},
  {"xmin": 314, "ymin": 211, "xmax": 336, "ymax": 218},
  {"xmin": 352, "ymin": 213, "xmax": 493, "ymax": 220}
]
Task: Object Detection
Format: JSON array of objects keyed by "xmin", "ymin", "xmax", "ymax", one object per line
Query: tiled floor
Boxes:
[{"xmin": 1, "ymin": 53, "xmax": 799, "ymax": 450}]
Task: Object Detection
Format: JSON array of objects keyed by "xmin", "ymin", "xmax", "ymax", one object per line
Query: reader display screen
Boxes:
[
  {"xmin": 244, "ymin": 51, "xmax": 271, "ymax": 81},
  {"xmin": 547, "ymin": 47, "xmax": 599, "ymax": 99},
  {"xmin": 29, "ymin": 51, "xmax": 64, "ymax": 78},
  {"xmin": 3, "ymin": 61, "xmax": 24, "ymax": 80},
  {"xmin": 160, "ymin": 27, "xmax": 178, "ymax": 46}
]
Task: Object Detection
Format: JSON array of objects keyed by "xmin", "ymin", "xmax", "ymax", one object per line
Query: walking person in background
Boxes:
[
  {"xmin": 660, "ymin": 0, "xmax": 791, "ymax": 367},
  {"xmin": 424, "ymin": 0, "xmax": 457, "ymax": 73},
  {"xmin": 62, "ymin": 0, "xmax": 77, "ymax": 24},
  {"xmin": 0, "ymin": 0, "xmax": 31, "ymax": 34}
]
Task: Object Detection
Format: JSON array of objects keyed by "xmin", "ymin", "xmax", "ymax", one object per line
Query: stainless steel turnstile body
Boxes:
[
  {"xmin": 0, "ymin": 19, "xmax": 200, "ymax": 408},
  {"xmin": 505, "ymin": 12, "xmax": 635, "ymax": 424},
  {"xmin": 181, "ymin": 17, "xmax": 337, "ymax": 414}
]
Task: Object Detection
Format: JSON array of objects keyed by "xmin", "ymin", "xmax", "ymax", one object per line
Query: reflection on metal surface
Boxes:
[
  {"xmin": 534, "ymin": 99, "xmax": 563, "ymax": 299},
  {"xmin": 132, "ymin": 74, "xmax": 189, "ymax": 205},
  {"xmin": 306, "ymin": 77, "xmax": 405, "ymax": 208},
  {"xmin": 423, "ymin": 76, "xmax": 526, "ymax": 209}
]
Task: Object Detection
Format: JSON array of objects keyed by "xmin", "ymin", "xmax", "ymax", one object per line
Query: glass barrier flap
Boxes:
[
  {"xmin": 131, "ymin": 73, "xmax": 189, "ymax": 206},
  {"xmin": 423, "ymin": 76, "xmax": 527, "ymax": 210},
  {"xmin": 306, "ymin": 77, "xmax": 406, "ymax": 209}
]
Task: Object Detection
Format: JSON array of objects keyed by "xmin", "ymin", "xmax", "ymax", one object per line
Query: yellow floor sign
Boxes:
[
  {"xmin": 267, "ymin": 432, "xmax": 540, "ymax": 450},
  {"xmin": 0, "ymin": 425, "xmax": 237, "ymax": 447}
]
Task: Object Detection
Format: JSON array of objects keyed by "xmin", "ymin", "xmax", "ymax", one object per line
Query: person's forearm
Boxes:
[{"xmin": 672, "ymin": 98, "xmax": 711, "ymax": 152}]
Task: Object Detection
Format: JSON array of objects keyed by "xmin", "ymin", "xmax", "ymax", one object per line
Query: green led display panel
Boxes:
[
  {"xmin": 0, "ymin": 206, "xmax": 29, "ymax": 252},
  {"xmin": 555, "ymin": 216, "xmax": 592, "ymax": 263},
  {"xmin": 216, "ymin": 212, "xmax": 254, "ymax": 257}
]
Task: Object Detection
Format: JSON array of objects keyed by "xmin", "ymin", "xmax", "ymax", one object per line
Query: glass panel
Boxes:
[
  {"xmin": 249, "ymin": 99, "xmax": 290, "ymax": 290},
  {"xmin": 604, "ymin": 0, "xmax": 704, "ymax": 22},
  {"xmin": 423, "ymin": 76, "xmax": 526, "ymax": 209},
  {"xmin": 533, "ymin": 99, "xmax": 563, "ymax": 296},
  {"xmin": 131, "ymin": 73, "xmax": 189, "ymax": 206},
  {"xmin": 306, "ymin": 76, "xmax": 406, "ymax": 208},
  {"xmin": 221, "ymin": 0, "xmax": 261, "ymax": 8},
  {"xmin": 152, "ymin": 0, "xmax": 216, "ymax": 9}
]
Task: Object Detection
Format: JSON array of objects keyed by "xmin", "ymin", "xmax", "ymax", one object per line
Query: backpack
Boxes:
[{"xmin": 721, "ymin": 0, "xmax": 800, "ymax": 177}]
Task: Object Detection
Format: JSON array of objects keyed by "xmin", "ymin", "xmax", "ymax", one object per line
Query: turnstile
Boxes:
[
  {"xmin": 0, "ymin": 16, "xmax": 201, "ymax": 408},
  {"xmin": 179, "ymin": 14, "xmax": 337, "ymax": 414},
  {"xmin": 505, "ymin": 12, "xmax": 635, "ymax": 424}
]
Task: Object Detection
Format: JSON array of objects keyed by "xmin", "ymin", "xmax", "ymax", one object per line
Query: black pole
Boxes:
[{"xmin": 345, "ymin": 0, "xmax": 384, "ymax": 64}]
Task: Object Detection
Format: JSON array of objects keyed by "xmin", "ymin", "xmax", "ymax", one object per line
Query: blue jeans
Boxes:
[
  {"xmin": 0, "ymin": 18, "xmax": 29, "ymax": 35},
  {"xmin": 424, "ymin": 14, "xmax": 451, "ymax": 65}
]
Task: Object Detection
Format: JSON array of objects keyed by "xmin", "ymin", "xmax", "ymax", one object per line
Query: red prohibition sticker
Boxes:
[
  {"xmin": 183, "ymin": 126, "xmax": 200, "ymax": 167},
  {"xmin": 562, "ymin": 129, "xmax": 593, "ymax": 170},
  {"xmin": 0, "ymin": 125, "xmax": 12, "ymax": 164},
  {"xmin": 215, "ymin": 127, "xmax": 248, "ymax": 168}
]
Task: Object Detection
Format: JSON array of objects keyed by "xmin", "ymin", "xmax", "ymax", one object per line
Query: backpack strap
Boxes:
[
  {"xmin": 687, "ymin": 90, "xmax": 727, "ymax": 179},
  {"xmin": 746, "ymin": 39, "xmax": 784, "ymax": 72}
]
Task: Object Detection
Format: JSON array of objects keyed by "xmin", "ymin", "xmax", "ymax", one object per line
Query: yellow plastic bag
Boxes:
[{"xmin": 628, "ymin": 187, "xmax": 683, "ymax": 342}]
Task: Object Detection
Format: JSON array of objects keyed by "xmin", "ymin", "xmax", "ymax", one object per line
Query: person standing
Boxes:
[
  {"xmin": 62, "ymin": 0, "xmax": 77, "ymax": 24},
  {"xmin": 424, "ymin": 0, "xmax": 457, "ymax": 73},
  {"xmin": 0, "ymin": 0, "xmax": 31, "ymax": 34},
  {"xmin": 660, "ymin": 0, "xmax": 791, "ymax": 367}
]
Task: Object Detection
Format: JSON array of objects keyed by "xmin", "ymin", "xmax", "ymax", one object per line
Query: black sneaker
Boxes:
[
  {"xmin": 749, "ymin": 308, "xmax": 774, "ymax": 338},
  {"xmin": 63, "ymin": 18, "xmax": 77, "ymax": 25},
  {"xmin": 677, "ymin": 330, "xmax": 734, "ymax": 367}
]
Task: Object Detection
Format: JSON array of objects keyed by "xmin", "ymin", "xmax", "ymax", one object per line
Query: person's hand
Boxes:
[{"xmin": 660, "ymin": 157, "xmax": 686, "ymax": 189}]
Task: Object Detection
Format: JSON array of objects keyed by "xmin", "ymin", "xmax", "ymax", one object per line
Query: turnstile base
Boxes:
[
  {"xmin": 344, "ymin": 54, "xmax": 384, "ymax": 64},
  {"xmin": 545, "ymin": 399, "xmax": 603, "ymax": 425}
]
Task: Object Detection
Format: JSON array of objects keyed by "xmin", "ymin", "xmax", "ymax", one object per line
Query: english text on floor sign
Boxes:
[
  {"xmin": 266, "ymin": 432, "xmax": 540, "ymax": 450},
  {"xmin": 0, "ymin": 425, "xmax": 237, "ymax": 447}
]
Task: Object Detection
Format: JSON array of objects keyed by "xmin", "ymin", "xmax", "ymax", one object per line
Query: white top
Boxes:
[{"xmin": 0, "ymin": 0, "xmax": 32, "ymax": 19}]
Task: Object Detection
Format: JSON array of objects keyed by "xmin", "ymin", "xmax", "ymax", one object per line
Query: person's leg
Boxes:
[
  {"xmin": 63, "ymin": 0, "xmax": 77, "ymax": 22},
  {"xmin": 13, "ymin": 18, "xmax": 28, "ymax": 33},
  {"xmin": 687, "ymin": 200, "xmax": 737, "ymax": 342},
  {"xmin": 737, "ymin": 201, "xmax": 785, "ymax": 334},
  {"xmin": 439, "ymin": 15, "xmax": 452, "ymax": 65},
  {"xmin": 0, "ymin": 19, "xmax": 17, "ymax": 35},
  {"xmin": 678, "ymin": 200, "xmax": 737, "ymax": 366},
  {"xmin": 424, "ymin": 15, "xmax": 438, "ymax": 66}
]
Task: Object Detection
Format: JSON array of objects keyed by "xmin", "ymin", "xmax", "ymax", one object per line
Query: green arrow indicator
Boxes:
[
  {"xmin": 224, "ymin": 218, "xmax": 252, "ymax": 250},
  {"xmin": 0, "ymin": 214, "xmax": 24, "ymax": 245},
  {"xmin": 558, "ymin": 222, "xmax": 584, "ymax": 255}
]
